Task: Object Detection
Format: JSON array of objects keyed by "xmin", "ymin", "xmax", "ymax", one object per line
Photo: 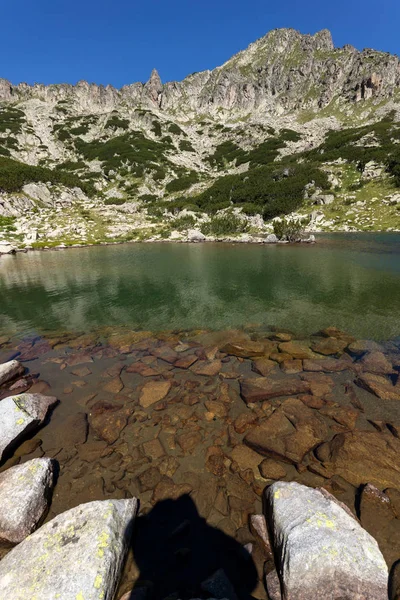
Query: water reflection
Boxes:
[{"xmin": 0, "ymin": 234, "xmax": 400, "ymax": 339}]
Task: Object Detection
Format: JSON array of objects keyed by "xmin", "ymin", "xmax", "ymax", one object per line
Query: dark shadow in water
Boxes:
[{"xmin": 128, "ymin": 495, "xmax": 258, "ymax": 600}]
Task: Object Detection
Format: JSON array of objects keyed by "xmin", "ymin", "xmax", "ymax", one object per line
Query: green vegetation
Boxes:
[
  {"xmin": 0, "ymin": 215, "xmax": 17, "ymax": 232},
  {"xmin": 179, "ymin": 140, "xmax": 195, "ymax": 152},
  {"xmin": 168, "ymin": 123, "xmax": 184, "ymax": 136},
  {"xmin": 195, "ymin": 162, "xmax": 329, "ymax": 218},
  {"xmin": 152, "ymin": 121, "xmax": 162, "ymax": 137},
  {"xmin": 73, "ymin": 131, "xmax": 173, "ymax": 178},
  {"xmin": 55, "ymin": 160, "xmax": 87, "ymax": 171},
  {"xmin": 166, "ymin": 171, "xmax": 199, "ymax": 193},
  {"xmin": 201, "ymin": 212, "xmax": 249, "ymax": 236},
  {"xmin": 106, "ymin": 115, "xmax": 129, "ymax": 130},
  {"xmin": 273, "ymin": 218, "xmax": 304, "ymax": 241},
  {"xmin": 172, "ymin": 214, "xmax": 197, "ymax": 230},
  {"xmin": 104, "ymin": 197, "xmax": 126, "ymax": 205},
  {"xmin": 0, "ymin": 156, "xmax": 95, "ymax": 196},
  {"xmin": 0, "ymin": 106, "xmax": 26, "ymax": 134}
]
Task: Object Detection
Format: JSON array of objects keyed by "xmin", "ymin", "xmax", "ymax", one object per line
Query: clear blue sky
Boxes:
[{"xmin": 1, "ymin": 0, "xmax": 399, "ymax": 88}]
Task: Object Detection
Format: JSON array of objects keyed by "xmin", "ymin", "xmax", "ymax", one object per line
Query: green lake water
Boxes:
[{"xmin": 0, "ymin": 233, "xmax": 400, "ymax": 339}]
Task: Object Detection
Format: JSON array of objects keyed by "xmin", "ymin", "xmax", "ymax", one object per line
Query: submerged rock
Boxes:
[
  {"xmin": 0, "ymin": 498, "xmax": 138, "ymax": 599},
  {"xmin": 0, "ymin": 458, "xmax": 55, "ymax": 543},
  {"xmin": 0, "ymin": 360, "xmax": 24, "ymax": 386},
  {"xmin": 0, "ymin": 393, "xmax": 58, "ymax": 463},
  {"xmin": 240, "ymin": 376, "xmax": 310, "ymax": 403},
  {"xmin": 266, "ymin": 481, "xmax": 388, "ymax": 599}
]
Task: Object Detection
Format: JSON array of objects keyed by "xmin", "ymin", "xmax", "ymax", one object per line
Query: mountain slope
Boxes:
[{"xmin": 1, "ymin": 27, "xmax": 400, "ymax": 248}]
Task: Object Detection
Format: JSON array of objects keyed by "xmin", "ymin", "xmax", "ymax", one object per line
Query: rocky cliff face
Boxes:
[
  {"xmin": 1, "ymin": 28, "xmax": 399, "ymax": 117},
  {"xmin": 1, "ymin": 28, "xmax": 400, "ymax": 247}
]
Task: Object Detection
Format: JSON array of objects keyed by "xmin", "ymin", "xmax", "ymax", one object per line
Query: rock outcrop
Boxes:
[
  {"xmin": 0, "ymin": 458, "xmax": 55, "ymax": 543},
  {"xmin": 0, "ymin": 360, "xmax": 24, "ymax": 386},
  {"xmin": 0, "ymin": 393, "xmax": 58, "ymax": 462},
  {"xmin": 266, "ymin": 481, "xmax": 388, "ymax": 599},
  {"xmin": 0, "ymin": 498, "xmax": 138, "ymax": 599}
]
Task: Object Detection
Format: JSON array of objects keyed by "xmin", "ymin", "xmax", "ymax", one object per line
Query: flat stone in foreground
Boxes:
[
  {"xmin": 0, "ymin": 498, "xmax": 138, "ymax": 600},
  {"xmin": 0, "ymin": 360, "xmax": 24, "ymax": 386},
  {"xmin": 0, "ymin": 393, "xmax": 58, "ymax": 463},
  {"xmin": 0, "ymin": 458, "xmax": 55, "ymax": 543},
  {"xmin": 266, "ymin": 482, "xmax": 388, "ymax": 600}
]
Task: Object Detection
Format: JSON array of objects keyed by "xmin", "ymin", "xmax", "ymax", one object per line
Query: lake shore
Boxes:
[{"xmin": 0, "ymin": 324, "xmax": 400, "ymax": 597}]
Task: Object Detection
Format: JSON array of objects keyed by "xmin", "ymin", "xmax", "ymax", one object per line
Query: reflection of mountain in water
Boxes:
[{"xmin": 0, "ymin": 236, "xmax": 400, "ymax": 339}]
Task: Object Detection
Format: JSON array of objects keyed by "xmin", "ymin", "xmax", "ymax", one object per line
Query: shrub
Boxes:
[
  {"xmin": 201, "ymin": 212, "xmax": 249, "ymax": 236},
  {"xmin": 168, "ymin": 123, "xmax": 184, "ymax": 136},
  {"xmin": 152, "ymin": 121, "xmax": 162, "ymax": 137},
  {"xmin": 104, "ymin": 197, "xmax": 126, "ymax": 205},
  {"xmin": 166, "ymin": 171, "xmax": 199, "ymax": 193},
  {"xmin": 173, "ymin": 214, "xmax": 197, "ymax": 230},
  {"xmin": 106, "ymin": 115, "xmax": 129, "ymax": 130},
  {"xmin": 0, "ymin": 106, "xmax": 26, "ymax": 134},
  {"xmin": 273, "ymin": 218, "xmax": 304, "ymax": 241},
  {"xmin": 179, "ymin": 140, "xmax": 195, "ymax": 152},
  {"xmin": 0, "ymin": 156, "xmax": 95, "ymax": 196}
]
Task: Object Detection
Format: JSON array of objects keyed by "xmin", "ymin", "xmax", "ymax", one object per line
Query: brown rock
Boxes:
[
  {"xmin": 347, "ymin": 339, "xmax": 383, "ymax": 357},
  {"xmin": 139, "ymin": 380, "xmax": 171, "ymax": 408},
  {"xmin": 244, "ymin": 398, "xmax": 328, "ymax": 464},
  {"xmin": 70, "ymin": 366, "xmax": 92, "ymax": 377},
  {"xmin": 259, "ymin": 459, "xmax": 287, "ymax": 480},
  {"xmin": 234, "ymin": 412, "xmax": 258, "ymax": 434},
  {"xmin": 303, "ymin": 357, "xmax": 350, "ymax": 372},
  {"xmin": 62, "ymin": 412, "xmax": 88, "ymax": 445},
  {"xmin": 204, "ymin": 400, "xmax": 228, "ymax": 418},
  {"xmin": 190, "ymin": 360, "xmax": 222, "ymax": 376},
  {"xmin": 250, "ymin": 514, "xmax": 273, "ymax": 558},
  {"xmin": 142, "ymin": 438, "xmax": 165, "ymax": 460},
  {"xmin": 317, "ymin": 431, "xmax": 400, "ymax": 488},
  {"xmin": 280, "ymin": 359, "xmax": 303, "ymax": 374},
  {"xmin": 270, "ymin": 332, "xmax": 292, "ymax": 342},
  {"xmin": 174, "ymin": 354, "xmax": 198, "ymax": 369},
  {"xmin": 360, "ymin": 351, "xmax": 395, "ymax": 375},
  {"xmin": 89, "ymin": 404, "xmax": 131, "ymax": 445},
  {"xmin": 231, "ymin": 445, "xmax": 263, "ymax": 478},
  {"xmin": 206, "ymin": 446, "xmax": 226, "ymax": 476},
  {"xmin": 158, "ymin": 456, "xmax": 179, "ymax": 478},
  {"xmin": 177, "ymin": 431, "xmax": 202, "ymax": 454},
  {"xmin": 301, "ymin": 372, "xmax": 334, "ymax": 396},
  {"xmin": 252, "ymin": 357, "xmax": 277, "ymax": 376},
  {"xmin": 319, "ymin": 406, "xmax": 359, "ymax": 430},
  {"xmin": 356, "ymin": 373, "xmax": 400, "ymax": 401},
  {"xmin": 137, "ymin": 467, "xmax": 162, "ymax": 492},
  {"xmin": 221, "ymin": 340, "xmax": 266, "ymax": 358},
  {"xmin": 319, "ymin": 327, "xmax": 355, "ymax": 342},
  {"xmin": 269, "ymin": 352, "xmax": 294, "ymax": 364},
  {"xmin": 152, "ymin": 477, "xmax": 192, "ymax": 503},
  {"xmin": 103, "ymin": 377, "xmax": 124, "ymax": 394},
  {"xmin": 240, "ymin": 377, "xmax": 311, "ymax": 403},
  {"xmin": 311, "ymin": 337, "xmax": 348, "ymax": 356},
  {"xmin": 278, "ymin": 341, "xmax": 315, "ymax": 359},
  {"xmin": 151, "ymin": 345, "xmax": 179, "ymax": 364}
]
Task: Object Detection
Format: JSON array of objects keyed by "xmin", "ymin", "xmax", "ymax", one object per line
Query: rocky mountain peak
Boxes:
[{"xmin": 144, "ymin": 68, "xmax": 163, "ymax": 106}]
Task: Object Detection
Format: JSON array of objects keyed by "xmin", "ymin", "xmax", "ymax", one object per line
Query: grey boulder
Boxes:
[
  {"xmin": 0, "ymin": 393, "xmax": 58, "ymax": 463},
  {"xmin": 0, "ymin": 498, "xmax": 138, "ymax": 600},
  {"xmin": 0, "ymin": 457, "xmax": 55, "ymax": 543},
  {"xmin": 266, "ymin": 481, "xmax": 388, "ymax": 600},
  {"xmin": 187, "ymin": 229, "xmax": 206, "ymax": 242},
  {"xmin": 0, "ymin": 360, "xmax": 24, "ymax": 386}
]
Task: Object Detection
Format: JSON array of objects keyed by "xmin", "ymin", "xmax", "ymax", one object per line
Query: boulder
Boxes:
[
  {"xmin": 278, "ymin": 341, "xmax": 315, "ymax": 359},
  {"xmin": 0, "ymin": 360, "xmax": 24, "ymax": 386},
  {"xmin": 0, "ymin": 242, "xmax": 17, "ymax": 255},
  {"xmin": 265, "ymin": 233, "xmax": 278, "ymax": 243},
  {"xmin": 0, "ymin": 393, "xmax": 58, "ymax": 463},
  {"xmin": 244, "ymin": 398, "xmax": 328, "ymax": 464},
  {"xmin": 266, "ymin": 481, "xmax": 388, "ymax": 600},
  {"xmin": 221, "ymin": 340, "xmax": 266, "ymax": 358},
  {"xmin": 356, "ymin": 373, "xmax": 400, "ymax": 401},
  {"xmin": 360, "ymin": 351, "xmax": 395, "ymax": 375},
  {"xmin": 187, "ymin": 229, "xmax": 206, "ymax": 242},
  {"xmin": 240, "ymin": 376, "xmax": 311, "ymax": 403},
  {"xmin": 0, "ymin": 498, "xmax": 138, "ymax": 599},
  {"xmin": 316, "ymin": 431, "xmax": 400, "ymax": 488},
  {"xmin": 0, "ymin": 458, "xmax": 55, "ymax": 543}
]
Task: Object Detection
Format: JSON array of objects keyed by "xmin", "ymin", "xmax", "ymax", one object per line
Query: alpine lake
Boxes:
[{"xmin": 1, "ymin": 232, "xmax": 400, "ymax": 599}]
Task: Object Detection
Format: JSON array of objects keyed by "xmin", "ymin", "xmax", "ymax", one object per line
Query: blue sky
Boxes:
[{"xmin": 1, "ymin": 0, "xmax": 399, "ymax": 88}]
